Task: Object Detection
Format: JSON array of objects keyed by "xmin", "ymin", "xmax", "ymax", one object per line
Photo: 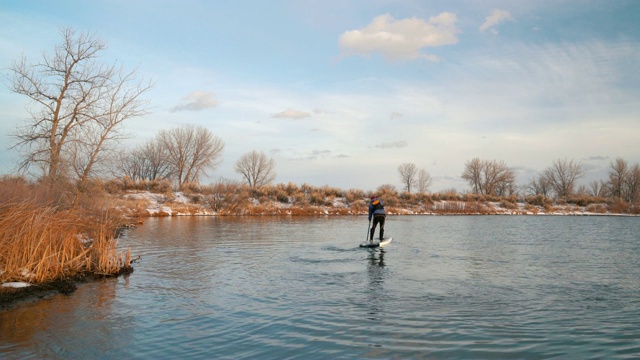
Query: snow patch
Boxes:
[{"xmin": 2, "ymin": 282, "xmax": 31, "ymax": 288}]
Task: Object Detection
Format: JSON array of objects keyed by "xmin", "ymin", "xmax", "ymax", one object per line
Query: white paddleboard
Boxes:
[{"xmin": 360, "ymin": 237, "xmax": 393, "ymax": 248}]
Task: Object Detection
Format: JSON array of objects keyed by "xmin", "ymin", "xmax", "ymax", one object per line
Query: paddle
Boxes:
[{"xmin": 366, "ymin": 219, "xmax": 371, "ymax": 242}]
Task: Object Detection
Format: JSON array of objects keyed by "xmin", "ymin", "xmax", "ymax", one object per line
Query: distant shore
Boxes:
[{"xmin": 118, "ymin": 190, "xmax": 639, "ymax": 218}]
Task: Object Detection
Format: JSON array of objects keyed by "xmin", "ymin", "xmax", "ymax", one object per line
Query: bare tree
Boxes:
[
  {"xmin": 607, "ymin": 157, "xmax": 629, "ymax": 200},
  {"xmin": 588, "ymin": 180, "xmax": 607, "ymax": 197},
  {"xmin": 157, "ymin": 124, "xmax": 224, "ymax": 186},
  {"xmin": 461, "ymin": 158, "xmax": 515, "ymax": 196},
  {"xmin": 416, "ymin": 168, "xmax": 433, "ymax": 193},
  {"xmin": 541, "ymin": 158, "xmax": 584, "ymax": 198},
  {"xmin": 112, "ymin": 138, "xmax": 172, "ymax": 181},
  {"xmin": 9, "ymin": 27, "xmax": 151, "ymax": 187},
  {"xmin": 398, "ymin": 163, "xmax": 418, "ymax": 193},
  {"xmin": 136, "ymin": 138, "xmax": 173, "ymax": 180},
  {"xmin": 234, "ymin": 150, "xmax": 276, "ymax": 188},
  {"xmin": 527, "ymin": 176, "xmax": 551, "ymax": 197},
  {"xmin": 624, "ymin": 163, "xmax": 640, "ymax": 203},
  {"xmin": 462, "ymin": 158, "xmax": 482, "ymax": 194}
]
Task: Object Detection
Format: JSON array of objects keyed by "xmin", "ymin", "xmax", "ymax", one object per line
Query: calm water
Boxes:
[{"xmin": 1, "ymin": 216, "xmax": 639, "ymax": 359}]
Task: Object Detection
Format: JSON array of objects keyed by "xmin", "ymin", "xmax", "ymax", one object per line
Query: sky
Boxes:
[{"xmin": 1, "ymin": 0, "xmax": 639, "ymax": 192}]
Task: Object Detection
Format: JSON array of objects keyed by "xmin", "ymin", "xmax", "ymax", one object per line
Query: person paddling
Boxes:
[{"xmin": 368, "ymin": 195, "xmax": 386, "ymax": 242}]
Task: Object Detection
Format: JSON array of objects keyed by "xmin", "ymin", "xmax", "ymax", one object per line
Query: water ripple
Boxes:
[{"xmin": 2, "ymin": 216, "xmax": 639, "ymax": 359}]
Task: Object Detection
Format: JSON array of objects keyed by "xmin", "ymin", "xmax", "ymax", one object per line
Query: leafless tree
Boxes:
[
  {"xmin": 9, "ymin": 27, "xmax": 152, "ymax": 188},
  {"xmin": 234, "ymin": 150, "xmax": 276, "ymax": 188},
  {"xmin": 112, "ymin": 139, "xmax": 172, "ymax": 181},
  {"xmin": 112, "ymin": 151, "xmax": 142, "ymax": 181},
  {"xmin": 462, "ymin": 158, "xmax": 482, "ymax": 194},
  {"xmin": 398, "ymin": 163, "xmax": 418, "ymax": 193},
  {"xmin": 541, "ymin": 158, "xmax": 585, "ymax": 198},
  {"xmin": 624, "ymin": 163, "xmax": 640, "ymax": 203},
  {"xmin": 461, "ymin": 158, "xmax": 515, "ymax": 196},
  {"xmin": 607, "ymin": 158, "xmax": 628, "ymax": 200},
  {"xmin": 527, "ymin": 176, "xmax": 551, "ymax": 196},
  {"xmin": 416, "ymin": 168, "xmax": 433, "ymax": 193},
  {"xmin": 588, "ymin": 180, "xmax": 607, "ymax": 197},
  {"xmin": 136, "ymin": 139, "xmax": 173, "ymax": 180},
  {"xmin": 157, "ymin": 124, "xmax": 224, "ymax": 186}
]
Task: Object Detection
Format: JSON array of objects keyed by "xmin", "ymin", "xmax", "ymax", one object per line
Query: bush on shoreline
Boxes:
[
  {"xmin": 110, "ymin": 177, "xmax": 640, "ymax": 216},
  {"xmin": 0, "ymin": 176, "xmax": 133, "ymax": 295}
]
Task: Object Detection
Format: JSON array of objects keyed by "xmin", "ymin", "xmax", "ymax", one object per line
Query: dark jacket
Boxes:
[{"xmin": 368, "ymin": 197, "xmax": 386, "ymax": 221}]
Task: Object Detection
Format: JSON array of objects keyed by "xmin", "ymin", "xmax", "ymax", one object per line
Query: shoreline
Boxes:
[
  {"xmin": 119, "ymin": 190, "xmax": 639, "ymax": 217},
  {"xmin": 1, "ymin": 267, "xmax": 134, "ymax": 311}
]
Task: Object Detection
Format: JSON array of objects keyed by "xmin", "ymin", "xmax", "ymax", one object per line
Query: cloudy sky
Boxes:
[{"xmin": 1, "ymin": 0, "xmax": 639, "ymax": 192}]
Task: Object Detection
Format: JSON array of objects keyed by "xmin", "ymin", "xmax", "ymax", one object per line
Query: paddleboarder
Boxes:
[{"xmin": 368, "ymin": 195, "xmax": 386, "ymax": 242}]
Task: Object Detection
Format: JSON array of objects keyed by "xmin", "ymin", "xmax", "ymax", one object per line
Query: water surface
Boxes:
[{"xmin": 1, "ymin": 216, "xmax": 639, "ymax": 359}]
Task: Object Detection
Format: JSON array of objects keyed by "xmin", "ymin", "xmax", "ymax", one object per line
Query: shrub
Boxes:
[
  {"xmin": 345, "ymin": 189, "xmax": 366, "ymax": 204},
  {"xmin": 180, "ymin": 182, "xmax": 202, "ymax": 194},
  {"xmin": 275, "ymin": 190, "xmax": 290, "ymax": 203},
  {"xmin": 499, "ymin": 198, "xmax": 518, "ymax": 210},
  {"xmin": 203, "ymin": 180, "xmax": 250, "ymax": 214},
  {"xmin": 586, "ymin": 204, "xmax": 607, "ymax": 214},
  {"xmin": 0, "ymin": 202, "xmax": 130, "ymax": 284},
  {"xmin": 309, "ymin": 192, "xmax": 325, "ymax": 206},
  {"xmin": 525, "ymin": 195, "xmax": 552, "ymax": 207},
  {"xmin": 608, "ymin": 200, "xmax": 629, "ymax": 214},
  {"xmin": 524, "ymin": 203, "xmax": 539, "ymax": 214}
]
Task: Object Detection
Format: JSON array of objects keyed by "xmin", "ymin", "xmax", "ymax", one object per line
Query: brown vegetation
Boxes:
[
  {"xmin": 0, "ymin": 176, "xmax": 133, "ymax": 306},
  {"xmin": 99, "ymin": 178, "xmax": 640, "ymax": 217}
]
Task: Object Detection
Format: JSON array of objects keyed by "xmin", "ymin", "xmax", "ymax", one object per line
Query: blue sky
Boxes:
[{"xmin": 1, "ymin": 0, "xmax": 639, "ymax": 192}]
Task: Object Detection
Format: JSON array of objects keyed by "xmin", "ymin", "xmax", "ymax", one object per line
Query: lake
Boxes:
[{"xmin": 1, "ymin": 215, "xmax": 639, "ymax": 359}]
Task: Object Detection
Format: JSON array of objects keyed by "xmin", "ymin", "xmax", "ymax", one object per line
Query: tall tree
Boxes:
[
  {"xmin": 462, "ymin": 158, "xmax": 483, "ymax": 194},
  {"xmin": 588, "ymin": 180, "xmax": 607, "ymax": 197},
  {"xmin": 398, "ymin": 163, "xmax": 418, "ymax": 193},
  {"xmin": 461, "ymin": 158, "xmax": 515, "ymax": 196},
  {"xmin": 624, "ymin": 163, "xmax": 640, "ymax": 203},
  {"xmin": 157, "ymin": 125, "xmax": 224, "ymax": 186},
  {"xmin": 607, "ymin": 157, "xmax": 629, "ymax": 200},
  {"xmin": 527, "ymin": 176, "xmax": 551, "ymax": 197},
  {"xmin": 541, "ymin": 158, "xmax": 584, "ymax": 198},
  {"xmin": 417, "ymin": 168, "xmax": 433, "ymax": 193},
  {"xmin": 113, "ymin": 138, "xmax": 172, "ymax": 181},
  {"xmin": 234, "ymin": 150, "xmax": 276, "ymax": 188},
  {"xmin": 9, "ymin": 27, "xmax": 151, "ymax": 186}
]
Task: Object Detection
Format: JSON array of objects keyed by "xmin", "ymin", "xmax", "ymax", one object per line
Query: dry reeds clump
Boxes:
[{"xmin": 0, "ymin": 202, "xmax": 130, "ymax": 284}]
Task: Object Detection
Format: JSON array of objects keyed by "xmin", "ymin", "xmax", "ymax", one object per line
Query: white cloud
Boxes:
[
  {"xmin": 339, "ymin": 13, "xmax": 459, "ymax": 61},
  {"xmin": 480, "ymin": 9, "xmax": 515, "ymax": 34},
  {"xmin": 272, "ymin": 108, "xmax": 311, "ymax": 120},
  {"xmin": 390, "ymin": 111, "xmax": 403, "ymax": 120},
  {"xmin": 170, "ymin": 91, "xmax": 218, "ymax": 112},
  {"xmin": 376, "ymin": 140, "xmax": 408, "ymax": 149}
]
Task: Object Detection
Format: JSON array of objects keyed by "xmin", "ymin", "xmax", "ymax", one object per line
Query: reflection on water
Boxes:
[
  {"xmin": 365, "ymin": 248, "xmax": 386, "ymax": 322},
  {"xmin": 1, "ymin": 216, "xmax": 640, "ymax": 359}
]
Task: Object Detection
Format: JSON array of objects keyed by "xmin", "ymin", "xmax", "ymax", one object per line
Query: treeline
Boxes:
[
  {"xmin": 457, "ymin": 157, "xmax": 640, "ymax": 203},
  {"xmin": 399, "ymin": 157, "xmax": 639, "ymax": 203}
]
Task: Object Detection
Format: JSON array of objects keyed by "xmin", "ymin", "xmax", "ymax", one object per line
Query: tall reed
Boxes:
[{"xmin": 0, "ymin": 202, "xmax": 130, "ymax": 284}]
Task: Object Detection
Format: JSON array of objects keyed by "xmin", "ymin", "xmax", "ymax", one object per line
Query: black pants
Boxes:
[{"xmin": 370, "ymin": 214, "xmax": 385, "ymax": 240}]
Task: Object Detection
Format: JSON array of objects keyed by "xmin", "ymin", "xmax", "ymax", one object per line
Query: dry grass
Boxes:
[{"xmin": 0, "ymin": 176, "xmax": 133, "ymax": 286}]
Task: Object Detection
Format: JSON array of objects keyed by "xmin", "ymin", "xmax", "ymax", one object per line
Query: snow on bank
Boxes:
[
  {"xmin": 123, "ymin": 191, "xmax": 214, "ymax": 216},
  {"xmin": 2, "ymin": 282, "xmax": 31, "ymax": 288},
  {"xmin": 119, "ymin": 190, "xmax": 636, "ymax": 217}
]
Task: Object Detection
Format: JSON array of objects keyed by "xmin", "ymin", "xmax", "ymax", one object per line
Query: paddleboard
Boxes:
[{"xmin": 360, "ymin": 237, "xmax": 393, "ymax": 248}]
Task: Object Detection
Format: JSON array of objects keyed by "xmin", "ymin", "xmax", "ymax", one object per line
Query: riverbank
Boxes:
[
  {"xmin": 0, "ymin": 267, "xmax": 134, "ymax": 310},
  {"xmin": 117, "ymin": 190, "xmax": 639, "ymax": 217}
]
